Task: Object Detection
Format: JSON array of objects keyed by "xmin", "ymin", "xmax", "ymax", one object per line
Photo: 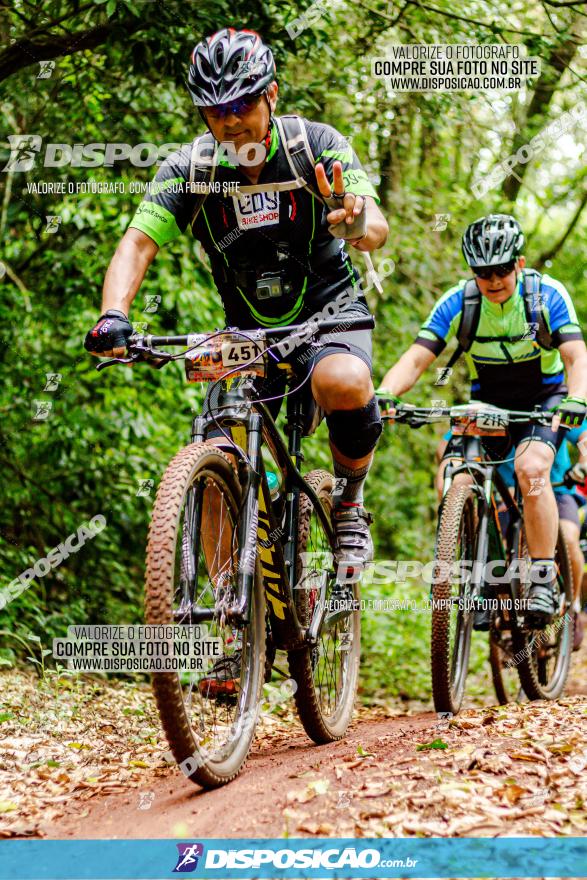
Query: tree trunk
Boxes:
[{"xmin": 502, "ymin": 17, "xmax": 584, "ymax": 203}]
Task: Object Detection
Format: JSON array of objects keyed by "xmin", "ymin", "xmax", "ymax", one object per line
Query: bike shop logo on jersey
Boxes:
[
  {"xmin": 172, "ymin": 843, "xmax": 205, "ymax": 873},
  {"xmin": 233, "ymin": 192, "xmax": 279, "ymax": 230}
]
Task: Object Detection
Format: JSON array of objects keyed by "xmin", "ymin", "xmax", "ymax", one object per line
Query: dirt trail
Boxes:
[
  {"xmin": 2, "ymin": 620, "xmax": 586, "ymax": 841},
  {"xmin": 51, "ymin": 672, "xmax": 587, "ymax": 840},
  {"xmin": 49, "ymin": 711, "xmax": 437, "ymax": 839}
]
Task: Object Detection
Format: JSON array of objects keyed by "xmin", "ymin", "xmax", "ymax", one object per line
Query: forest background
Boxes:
[{"xmin": 1, "ymin": 0, "xmax": 585, "ymax": 702}]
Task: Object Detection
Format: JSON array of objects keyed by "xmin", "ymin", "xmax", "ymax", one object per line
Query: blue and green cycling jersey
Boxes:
[{"xmin": 416, "ymin": 274, "xmax": 583, "ymax": 408}]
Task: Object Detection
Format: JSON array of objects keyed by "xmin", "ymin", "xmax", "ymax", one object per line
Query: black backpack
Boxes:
[
  {"xmin": 445, "ymin": 269, "xmax": 552, "ymax": 371},
  {"xmin": 187, "ymin": 114, "xmax": 331, "ymax": 227}
]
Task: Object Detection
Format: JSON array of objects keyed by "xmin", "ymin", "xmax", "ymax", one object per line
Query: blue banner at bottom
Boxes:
[{"xmin": 0, "ymin": 837, "xmax": 586, "ymax": 879}]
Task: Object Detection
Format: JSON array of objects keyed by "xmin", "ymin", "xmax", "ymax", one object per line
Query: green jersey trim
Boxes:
[
  {"xmin": 235, "ymin": 279, "xmax": 307, "ymax": 327},
  {"xmin": 129, "ymin": 202, "xmax": 182, "ymax": 246},
  {"xmin": 317, "ymin": 147, "xmax": 354, "ymax": 164},
  {"xmin": 341, "ymin": 168, "xmax": 379, "ymax": 203}
]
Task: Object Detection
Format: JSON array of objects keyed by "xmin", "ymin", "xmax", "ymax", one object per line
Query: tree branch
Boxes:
[
  {"xmin": 400, "ymin": 0, "xmax": 563, "ymax": 39},
  {"xmin": 544, "ymin": 1, "xmax": 587, "ymax": 7},
  {"xmin": 535, "ymin": 189, "xmax": 587, "ymax": 267},
  {"xmin": 0, "ymin": 19, "xmax": 143, "ymax": 83}
]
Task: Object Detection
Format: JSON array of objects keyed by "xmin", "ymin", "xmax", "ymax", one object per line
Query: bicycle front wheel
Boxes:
[
  {"xmin": 145, "ymin": 443, "xmax": 265, "ymax": 788},
  {"xmin": 288, "ymin": 470, "xmax": 360, "ymax": 743},
  {"xmin": 431, "ymin": 479, "xmax": 477, "ymax": 715}
]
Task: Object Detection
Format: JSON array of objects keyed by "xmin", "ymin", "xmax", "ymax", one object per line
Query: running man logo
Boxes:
[
  {"xmin": 143, "ymin": 294, "xmax": 161, "ymax": 313},
  {"xmin": 435, "ymin": 366, "xmax": 453, "ymax": 386},
  {"xmin": 44, "ymin": 372, "xmax": 62, "ymax": 392},
  {"xmin": 521, "ymin": 321, "xmax": 539, "ymax": 341},
  {"xmin": 45, "ymin": 215, "xmax": 62, "ymax": 234},
  {"xmin": 432, "ymin": 213, "xmax": 451, "ymax": 231},
  {"xmin": 37, "ymin": 61, "xmax": 56, "ymax": 79},
  {"xmin": 3, "ymin": 135, "xmax": 42, "ymax": 172},
  {"xmin": 136, "ymin": 479, "xmax": 155, "ymax": 497},
  {"xmin": 528, "ymin": 477, "xmax": 546, "ymax": 496},
  {"xmin": 32, "ymin": 400, "xmax": 53, "ymax": 421},
  {"xmin": 173, "ymin": 843, "xmax": 204, "ymax": 873}
]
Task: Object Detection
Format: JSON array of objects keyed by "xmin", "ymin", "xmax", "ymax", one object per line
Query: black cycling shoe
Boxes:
[
  {"xmin": 525, "ymin": 578, "xmax": 558, "ymax": 630},
  {"xmin": 473, "ymin": 584, "xmax": 494, "ymax": 632},
  {"xmin": 473, "ymin": 602, "xmax": 492, "ymax": 632},
  {"xmin": 198, "ymin": 649, "xmax": 241, "ymax": 699},
  {"xmin": 332, "ymin": 504, "xmax": 374, "ymax": 580}
]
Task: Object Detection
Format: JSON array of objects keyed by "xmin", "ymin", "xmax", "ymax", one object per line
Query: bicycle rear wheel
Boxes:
[
  {"xmin": 512, "ymin": 525, "xmax": 573, "ymax": 701},
  {"xmin": 489, "ymin": 526, "xmax": 527, "ymax": 705},
  {"xmin": 431, "ymin": 479, "xmax": 477, "ymax": 715},
  {"xmin": 288, "ymin": 470, "xmax": 360, "ymax": 743},
  {"xmin": 145, "ymin": 443, "xmax": 265, "ymax": 788},
  {"xmin": 489, "ymin": 628, "xmax": 525, "ymax": 704}
]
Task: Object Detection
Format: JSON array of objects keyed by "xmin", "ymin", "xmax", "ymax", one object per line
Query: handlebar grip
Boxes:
[
  {"xmin": 267, "ymin": 314, "xmax": 375, "ymax": 340},
  {"xmin": 318, "ymin": 316, "xmax": 375, "ymax": 333}
]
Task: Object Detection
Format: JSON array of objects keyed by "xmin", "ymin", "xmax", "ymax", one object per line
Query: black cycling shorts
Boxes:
[
  {"xmin": 203, "ymin": 302, "xmax": 373, "ymax": 436},
  {"xmin": 556, "ymin": 492, "xmax": 584, "ymax": 528},
  {"xmin": 443, "ymin": 388, "xmax": 566, "ymax": 465}
]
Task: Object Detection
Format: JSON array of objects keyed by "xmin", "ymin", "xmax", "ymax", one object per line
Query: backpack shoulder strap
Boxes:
[
  {"xmin": 276, "ymin": 114, "xmax": 324, "ymax": 202},
  {"xmin": 189, "ymin": 132, "xmax": 217, "ymax": 226},
  {"xmin": 446, "ymin": 279, "xmax": 482, "ymax": 369},
  {"xmin": 522, "ymin": 269, "xmax": 552, "ymax": 350}
]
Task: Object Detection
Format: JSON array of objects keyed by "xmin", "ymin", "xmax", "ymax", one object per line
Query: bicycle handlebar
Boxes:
[
  {"xmin": 95, "ymin": 315, "xmax": 375, "ymax": 371},
  {"xmin": 135, "ymin": 315, "xmax": 374, "ymax": 348},
  {"xmin": 383, "ymin": 403, "xmax": 554, "ymax": 428}
]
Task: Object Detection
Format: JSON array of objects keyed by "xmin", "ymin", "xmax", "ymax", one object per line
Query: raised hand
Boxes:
[{"xmin": 315, "ymin": 160, "xmax": 366, "ymax": 243}]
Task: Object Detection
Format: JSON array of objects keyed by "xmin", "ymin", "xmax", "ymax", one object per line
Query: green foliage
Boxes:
[{"xmin": 1, "ymin": 0, "xmax": 585, "ymax": 705}]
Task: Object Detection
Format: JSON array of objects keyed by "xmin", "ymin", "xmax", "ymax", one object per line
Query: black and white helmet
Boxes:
[
  {"xmin": 187, "ymin": 28, "xmax": 276, "ymax": 106},
  {"xmin": 462, "ymin": 214, "xmax": 525, "ymax": 267}
]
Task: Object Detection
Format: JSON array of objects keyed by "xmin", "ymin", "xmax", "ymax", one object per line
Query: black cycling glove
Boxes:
[{"xmin": 84, "ymin": 310, "xmax": 133, "ymax": 355}]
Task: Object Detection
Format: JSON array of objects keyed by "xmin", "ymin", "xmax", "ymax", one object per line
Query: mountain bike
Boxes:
[
  {"xmin": 489, "ymin": 470, "xmax": 582, "ymax": 705},
  {"xmin": 96, "ymin": 315, "xmax": 371, "ymax": 787},
  {"xmin": 382, "ymin": 402, "xmax": 573, "ymax": 715}
]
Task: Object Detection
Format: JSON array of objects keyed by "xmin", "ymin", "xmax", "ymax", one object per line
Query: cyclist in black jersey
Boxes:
[{"xmin": 85, "ymin": 30, "xmax": 388, "ymax": 685}]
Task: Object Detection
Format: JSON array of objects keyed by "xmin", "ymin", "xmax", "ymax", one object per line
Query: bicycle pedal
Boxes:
[{"xmin": 323, "ymin": 588, "xmax": 359, "ymax": 628}]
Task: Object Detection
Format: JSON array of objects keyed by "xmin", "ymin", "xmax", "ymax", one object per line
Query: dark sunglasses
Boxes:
[
  {"xmin": 203, "ymin": 92, "xmax": 265, "ymax": 120},
  {"xmin": 474, "ymin": 260, "xmax": 516, "ymax": 280}
]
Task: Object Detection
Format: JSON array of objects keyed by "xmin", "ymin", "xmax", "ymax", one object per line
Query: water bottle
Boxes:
[{"xmin": 266, "ymin": 470, "xmax": 282, "ymax": 504}]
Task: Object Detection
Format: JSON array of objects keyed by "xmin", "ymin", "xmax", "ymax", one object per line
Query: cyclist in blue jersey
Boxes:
[
  {"xmin": 379, "ymin": 214, "xmax": 587, "ymax": 629},
  {"xmin": 436, "ymin": 426, "xmax": 587, "ymax": 649}
]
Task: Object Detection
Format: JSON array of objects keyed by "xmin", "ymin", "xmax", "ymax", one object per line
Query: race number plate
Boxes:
[
  {"xmin": 475, "ymin": 409, "xmax": 509, "ymax": 433},
  {"xmin": 221, "ymin": 340, "xmax": 264, "ymax": 368},
  {"xmin": 452, "ymin": 406, "xmax": 509, "ymax": 436},
  {"xmin": 185, "ymin": 332, "xmax": 267, "ymax": 383}
]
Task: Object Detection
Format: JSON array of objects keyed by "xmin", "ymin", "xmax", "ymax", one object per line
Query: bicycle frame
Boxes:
[
  {"xmin": 189, "ymin": 375, "xmax": 334, "ymax": 651},
  {"xmin": 442, "ymin": 436, "xmax": 525, "ymax": 609},
  {"xmin": 96, "ymin": 315, "xmax": 374, "ymax": 649}
]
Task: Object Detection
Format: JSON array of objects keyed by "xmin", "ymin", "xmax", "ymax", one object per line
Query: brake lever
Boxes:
[
  {"xmin": 95, "ymin": 343, "xmax": 172, "ymax": 372},
  {"xmin": 96, "ymin": 355, "xmax": 137, "ymax": 371}
]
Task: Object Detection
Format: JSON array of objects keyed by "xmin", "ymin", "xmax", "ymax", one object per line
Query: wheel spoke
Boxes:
[{"xmin": 146, "ymin": 446, "xmax": 265, "ymax": 787}]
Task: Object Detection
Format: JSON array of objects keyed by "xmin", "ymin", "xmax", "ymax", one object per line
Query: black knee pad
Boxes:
[{"xmin": 326, "ymin": 396, "xmax": 382, "ymax": 459}]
